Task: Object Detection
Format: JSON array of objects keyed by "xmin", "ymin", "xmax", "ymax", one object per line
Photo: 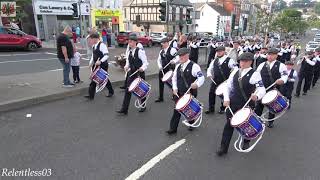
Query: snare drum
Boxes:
[
  {"xmin": 162, "ymin": 70, "xmax": 173, "ymax": 88},
  {"xmin": 90, "ymin": 67, "xmax": 109, "ymax": 86},
  {"xmin": 231, "ymin": 108, "xmax": 263, "ymax": 140},
  {"xmin": 128, "ymin": 77, "xmax": 151, "ymax": 99},
  {"xmin": 215, "ymin": 81, "xmax": 227, "ymax": 96},
  {"xmin": 261, "ymin": 90, "xmax": 289, "ymax": 114},
  {"xmin": 175, "ymin": 94, "xmax": 202, "ymax": 121}
]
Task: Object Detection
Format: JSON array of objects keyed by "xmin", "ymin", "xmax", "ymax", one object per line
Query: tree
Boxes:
[
  {"xmin": 315, "ymin": 2, "xmax": 320, "ymax": 15},
  {"xmin": 273, "ymin": 0, "xmax": 287, "ymax": 12},
  {"xmin": 272, "ymin": 9, "xmax": 308, "ymax": 34}
]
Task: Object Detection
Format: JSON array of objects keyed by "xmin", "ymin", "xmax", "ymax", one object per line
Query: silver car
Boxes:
[{"xmin": 150, "ymin": 32, "xmax": 167, "ymax": 44}]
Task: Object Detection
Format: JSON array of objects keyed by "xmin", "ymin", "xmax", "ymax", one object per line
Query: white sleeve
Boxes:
[
  {"xmin": 256, "ymin": 62, "xmax": 265, "ymax": 73},
  {"xmin": 173, "ymin": 41, "xmax": 178, "ymax": 48},
  {"xmin": 228, "ymin": 58, "xmax": 238, "ymax": 69},
  {"xmin": 139, "ymin": 49, "xmax": 149, "ymax": 71},
  {"xmin": 191, "ymin": 64, "xmax": 205, "ymax": 88},
  {"xmin": 279, "ymin": 63, "xmax": 288, "ymax": 83},
  {"xmin": 306, "ymin": 58, "xmax": 316, "ymax": 66},
  {"xmin": 207, "ymin": 59, "xmax": 215, "ymax": 77},
  {"xmin": 99, "ymin": 43, "xmax": 109, "ymax": 63},
  {"xmin": 170, "ymin": 48, "xmax": 179, "ymax": 64},
  {"xmin": 223, "ymin": 70, "xmax": 237, "ymax": 102},
  {"xmin": 157, "ymin": 53, "xmax": 162, "ymax": 69},
  {"xmin": 250, "ymin": 72, "xmax": 266, "ymax": 100},
  {"xmin": 172, "ymin": 65, "xmax": 179, "ymax": 91},
  {"xmin": 190, "ymin": 42, "xmax": 198, "ymax": 48},
  {"xmin": 124, "ymin": 45, "xmax": 130, "ymax": 69},
  {"xmin": 89, "ymin": 53, "xmax": 94, "ymax": 66}
]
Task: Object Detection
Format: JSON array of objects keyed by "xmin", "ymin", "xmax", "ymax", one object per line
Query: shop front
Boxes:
[{"xmin": 91, "ymin": 9, "xmax": 124, "ymax": 35}]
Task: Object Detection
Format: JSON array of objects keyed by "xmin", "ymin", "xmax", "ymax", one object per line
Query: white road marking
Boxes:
[
  {"xmin": 0, "ymin": 52, "xmax": 44, "ymax": 57},
  {"xmin": 0, "ymin": 58, "xmax": 57, "ymax": 64},
  {"xmin": 49, "ymin": 66, "xmax": 89, "ymax": 72},
  {"xmin": 125, "ymin": 139, "xmax": 186, "ymax": 180},
  {"xmin": 45, "ymin": 52, "xmax": 57, "ymax": 55},
  {"xmin": 26, "ymin": 114, "xmax": 32, "ymax": 118},
  {"xmin": 82, "ymin": 58, "xmax": 89, "ymax": 61}
]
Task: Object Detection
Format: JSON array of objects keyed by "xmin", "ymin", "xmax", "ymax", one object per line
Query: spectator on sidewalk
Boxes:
[
  {"xmin": 56, "ymin": 26, "xmax": 75, "ymax": 87},
  {"xmin": 102, "ymin": 27, "xmax": 107, "ymax": 44},
  {"xmin": 71, "ymin": 47, "xmax": 82, "ymax": 84}
]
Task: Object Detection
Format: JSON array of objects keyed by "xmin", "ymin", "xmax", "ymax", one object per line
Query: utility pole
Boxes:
[{"xmin": 166, "ymin": 0, "xmax": 169, "ymax": 33}]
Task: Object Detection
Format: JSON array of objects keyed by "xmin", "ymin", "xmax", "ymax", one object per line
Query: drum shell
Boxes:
[
  {"xmin": 176, "ymin": 96, "xmax": 202, "ymax": 121},
  {"xmin": 129, "ymin": 78, "xmax": 151, "ymax": 99},
  {"xmin": 263, "ymin": 92, "xmax": 288, "ymax": 114},
  {"xmin": 91, "ymin": 68, "xmax": 109, "ymax": 86}
]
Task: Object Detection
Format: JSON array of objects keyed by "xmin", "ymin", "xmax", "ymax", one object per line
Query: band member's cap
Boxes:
[
  {"xmin": 129, "ymin": 34, "xmax": 138, "ymax": 41},
  {"xmin": 315, "ymin": 47, "xmax": 320, "ymax": 52},
  {"xmin": 285, "ymin": 61, "xmax": 294, "ymax": 65},
  {"xmin": 89, "ymin": 33, "xmax": 100, "ymax": 39},
  {"xmin": 238, "ymin": 52, "xmax": 254, "ymax": 61},
  {"xmin": 216, "ymin": 46, "xmax": 226, "ymax": 52},
  {"xmin": 176, "ymin": 48, "xmax": 190, "ymax": 56},
  {"xmin": 160, "ymin": 38, "xmax": 169, "ymax": 43},
  {"xmin": 233, "ymin": 40, "xmax": 240, "ymax": 44},
  {"xmin": 267, "ymin": 48, "xmax": 279, "ymax": 54}
]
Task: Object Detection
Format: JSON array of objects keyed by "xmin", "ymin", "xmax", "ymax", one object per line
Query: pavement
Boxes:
[
  {"xmin": 0, "ymin": 48, "xmax": 208, "ymax": 112},
  {"xmin": 0, "ymin": 74, "xmax": 320, "ymax": 179}
]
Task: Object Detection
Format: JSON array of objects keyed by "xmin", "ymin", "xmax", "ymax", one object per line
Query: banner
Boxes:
[{"xmin": 1, "ymin": 2, "xmax": 16, "ymax": 17}]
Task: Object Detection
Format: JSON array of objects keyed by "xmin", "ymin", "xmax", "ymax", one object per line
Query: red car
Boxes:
[
  {"xmin": 0, "ymin": 26, "xmax": 42, "ymax": 51},
  {"xmin": 117, "ymin": 31, "xmax": 153, "ymax": 47}
]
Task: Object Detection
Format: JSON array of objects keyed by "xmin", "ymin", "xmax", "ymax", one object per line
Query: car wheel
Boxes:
[{"xmin": 27, "ymin": 42, "xmax": 38, "ymax": 51}]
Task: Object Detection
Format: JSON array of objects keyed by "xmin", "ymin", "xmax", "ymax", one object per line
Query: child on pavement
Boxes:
[
  {"xmin": 283, "ymin": 61, "xmax": 297, "ymax": 109},
  {"xmin": 71, "ymin": 47, "xmax": 82, "ymax": 83}
]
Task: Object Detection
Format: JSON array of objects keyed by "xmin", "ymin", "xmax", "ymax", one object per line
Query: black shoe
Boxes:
[
  {"xmin": 205, "ymin": 109, "xmax": 215, "ymax": 114},
  {"xmin": 188, "ymin": 126, "xmax": 194, "ymax": 131},
  {"xmin": 155, "ymin": 98, "xmax": 164, "ymax": 103},
  {"xmin": 267, "ymin": 122, "xmax": 274, "ymax": 128},
  {"xmin": 302, "ymin": 92, "xmax": 307, "ymax": 95},
  {"xmin": 218, "ymin": 110, "xmax": 225, "ymax": 114},
  {"xmin": 216, "ymin": 147, "xmax": 228, "ymax": 157},
  {"xmin": 242, "ymin": 142, "xmax": 250, "ymax": 150},
  {"xmin": 106, "ymin": 92, "xmax": 114, "ymax": 97},
  {"xmin": 84, "ymin": 95, "xmax": 93, "ymax": 100},
  {"xmin": 116, "ymin": 110, "xmax": 128, "ymax": 115},
  {"xmin": 139, "ymin": 107, "xmax": 146, "ymax": 112},
  {"xmin": 166, "ymin": 129, "xmax": 177, "ymax": 135},
  {"xmin": 119, "ymin": 86, "xmax": 126, "ymax": 89},
  {"xmin": 294, "ymin": 94, "xmax": 300, "ymax": 98}
]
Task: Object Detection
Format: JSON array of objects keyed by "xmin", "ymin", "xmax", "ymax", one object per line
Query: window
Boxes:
[
  {"xmin": 202, "ymin": 12, "xmax": 204, "ymax": 16},
  {"xmin": 0, "ymin": 27, "xmax": 7, "ymax": 34}
]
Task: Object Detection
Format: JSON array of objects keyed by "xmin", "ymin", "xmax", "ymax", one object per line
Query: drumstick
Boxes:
[
  {"xmin": 226, "ymin": 106, "xmax": 234, "ymax": 116},
  {"xmin": 129, "ymin": 69, "xmax": 140, "ymax": 77},
  {"xmin": 266, "ymin": 81, "xmax": 277, "ymax": 91},
  {"xmin": 163, "ymin": 61, "xmax": 172, "ymax": 70},
  {"xmin": 184, "ymin": 79, "xmax": 198, "ymax": 95},
  {"xmin": 161, "ymin": 69, "xmax": 165, "ymax": 76},
  {"xmin": 210, "ymin": 77, "xmax": 217, "ymax": 85},
  {"xmin": 242, "ymin": 89, "xmax": 258, "ymax": 109}
]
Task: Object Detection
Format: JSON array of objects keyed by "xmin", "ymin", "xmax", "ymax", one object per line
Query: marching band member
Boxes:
[
  {"xmin": 206, "ymin": 46, "xmax": 238, "ymax": 114},
  {"xmin": 117, "ymin": 34, "xmax": 149, "ymax": 115},
  {"xmin": 312, "ymin": 47, "xmax": 320, "ymax": 88},
  {"xmin": 166, "ymin": 48, "xmax": 205, "ymax": 135},
  {"xmin": 167, "ymin": 33, "xmax": 178, "ymax": 49},
  {"xmin": 207, "ymin": 38, "xmax": 217, "ymax": 68},
  {"xmin": 254, "ymin": 47, "xmax": 268, "ymax": 69},
  {"xmin": 228, "ymin": 41, "xmax": 243, "ymax": 64},
  {"xmin": 295, "ymin": 51, "xmax": 316, "ymax": 97},
  {"xmin": 189, "ymin": 36, "xmax": 200, "ymax": 63},
  {"xmin": 155, "ymin": 38, "xmax": 178, "ymax": 103},
  {"xmin": 283, "ymin": 61, "xmax": 298, "ymax": 109},
  {"xmin": 278, "ymin": 43, "xmax": 287, "ymax": 63},
  {"xmin": 255, "ymin": 48, "xmax": 288, "ymax": 128},
  {"xmin": 216, "ymin": 52, "xmax": 266, "ymax": 156},
  {"xmin": 85, "ymin": 33, "xmax": 114, "ymax": 100}
]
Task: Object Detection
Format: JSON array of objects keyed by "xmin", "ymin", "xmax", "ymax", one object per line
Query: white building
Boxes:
[{"xmin": 195, "ymin": 3, "xmax": 231, "ymax": 37}]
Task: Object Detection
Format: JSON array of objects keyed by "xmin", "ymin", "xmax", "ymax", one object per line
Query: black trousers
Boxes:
[
  {"xmin": 296, "ymin": 72, "xmax": 313, "ymax": 95},
  {"xmin": 71, "ymin": 66, "xmax": 80, "ymax": 82},
  {"xmin": 169, "ymin": 91, "xmax": 197, "ymax": 131},
  {"xmin": 255, "ymin": 101, "xmax": 275, "ymax": 124},
  {"xmin": 121, "ymin": 71, "xmax": 146, "ymax": 112},
  {"xmin": 283, "ymin": 83, "xmax": 294, "ymax": 107},
  {"xmin": 158, "ymin": 70, "xmax": 172, "ymax": 100},
  {"xmin": 88, "ymin": 64, "xmax": 114, "ymax": 99},
  {"xmin": 312, "ymin": 67, "xmax": 320, "ymax": 87},
  {"xmin": 220, "ymin": 107, "xmax": 250, "ymax": 151},
  {"xmin": 208, "ymin": 82, "xmax": 224, "ymax": 111}
]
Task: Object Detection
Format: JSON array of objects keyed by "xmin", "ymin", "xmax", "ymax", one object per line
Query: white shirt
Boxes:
[
  {"xmin": 315, "ymin": 55, "xmax": 320, "ymax": 62},
  {"xmin": 157, "ymin": 47, "xmax": 178, "ymax": 69},
  {"xmin": 170, "ymin": 40, "xmax": 178, "ymax": 49},
  {"xmin": 71, "ymin": 52, "xmax": 81, "ymax": 66},
  {"xmin": 256, "ymin": 60, "xmax": 288, "ymax": 84},
  {"xmin": 286, "ymin": 69, "xmax": 298, "ymax": 82},
  {"xmin": 207, "ymin": 42, "xmax": 217, "ymax": 49},
  {"xmin": 223, "ymin": 67, "xmax": 266, "ymax": 102},
  {"xmin": 189, "ymin": 41, "xmax": 200, "ymax": 48},
  {"xmin": 124, "ymin": 47, "xmax": 149, "ymax": 71},
  {"xmin": 89, "ymin": 42, "xmax": 109, "ymax": 66},
  {"xmin": 125, "ymin": 43, "xmax": 144, "ymax": 59},
  {"xmin": 207, "ymin": 55, "xmax": 238, "ymax": 77},
  {"xmin": 172, "ymin": 60, "xmax": 205, "ymax": 91},
  {"xmin": 297, "ymin": 57, "xmax": 316, "ymax": 66}
]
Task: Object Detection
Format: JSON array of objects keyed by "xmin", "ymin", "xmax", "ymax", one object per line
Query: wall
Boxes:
[{"xmin": 195, "ymin": 4, "xmax": 219, "ymax": 34}]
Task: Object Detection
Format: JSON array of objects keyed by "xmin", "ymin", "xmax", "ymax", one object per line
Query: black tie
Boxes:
[{"xmin": 129, "ymin": 51, "xmax": 133, "ymax": 58}]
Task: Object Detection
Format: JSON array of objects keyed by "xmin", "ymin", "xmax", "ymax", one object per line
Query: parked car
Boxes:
[
  {"xmin": 314, "ymin": 38, "xmax": 320, "ymax": 42},
  {"xmin": 0, "ymin": 26, "xmax": 42, "ymax": 51},
  {"xmin": 135, "ymin": 32, "xmax": 153, "ymax": 47},
  {"xmin": 150, "ymin": 32, "xmax": 167, "ymax": 44},
  {"xmin": 116, "ymin": 31, "xmax": 131, "ymax": 47},
  {"xmin": 306, "ymin": 41, "xmax": 320, "ymax": 52}
]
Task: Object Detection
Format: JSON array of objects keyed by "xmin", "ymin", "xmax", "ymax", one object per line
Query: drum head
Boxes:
[
  {"xmin": 215, "ymin": 82, "xmax": 227, "ymax": 96},
  {"xmin": 262, "ymin": 90, "xmax": 278, "ymax": 104},
  {"xmin": 162, "ymin": 70, "xmax": 173, "ymax": 82},
  {"xmin": 176, "ymin": 94, "xmax": 192, "ymax": 110},
  {"xmin": 230, "ymin": 108, "xmax": 251, "ymax": 126},
  {"xmin": 128, "ymin": 78, "xmax": 140, "ymax": 91}
]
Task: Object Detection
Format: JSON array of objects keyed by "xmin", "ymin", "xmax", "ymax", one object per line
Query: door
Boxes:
[{"xmin": 6, "ymin": 28, "xmax": 23, "ymax": 46}]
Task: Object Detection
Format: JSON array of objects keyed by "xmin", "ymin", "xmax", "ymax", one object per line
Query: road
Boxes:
[
  {"xmin": 0, "ymin": 77, "xmax": 320, "ymax": 179},
  {"xmin": 0, "ymin": 46, "xmax": 161, "ymax": 76}
]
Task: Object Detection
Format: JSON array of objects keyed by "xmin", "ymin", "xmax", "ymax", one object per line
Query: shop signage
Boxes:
[
  {"xmin": 1, "ymin": 2, "xmax": 16, "ymax": 17},
  {"xmin": 94, "ymin": 9, "xmax": 121, "ymax": 17},
  {"xmin": 34, "ymin": 1, "xmax": 74, "ymax": 15}
]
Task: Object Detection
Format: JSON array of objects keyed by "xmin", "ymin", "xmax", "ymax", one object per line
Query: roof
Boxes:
[
  {"xmin": 171, "ymin": 0, "xmax": 192, "ymax": 7},
  {"xmin": 192, "ymin": 3, "xmax": 206, "ymax": 10},
  {"xmin": 207, "ymin": 3, "xmax": 231, "ymax": 16}
]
